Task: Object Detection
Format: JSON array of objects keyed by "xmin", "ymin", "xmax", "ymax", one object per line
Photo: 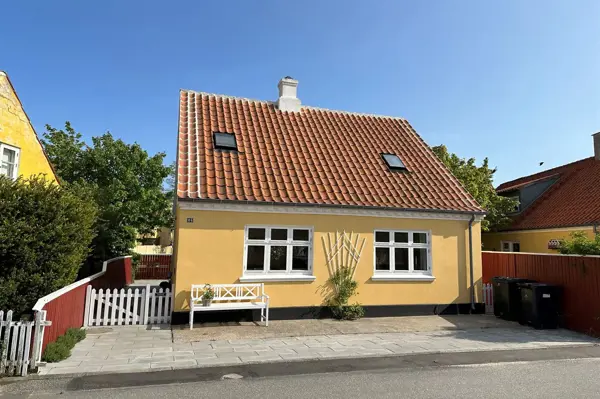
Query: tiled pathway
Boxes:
[{"xmin": 38, "ymin": 325, "xmax": 598, "ymax": 375}]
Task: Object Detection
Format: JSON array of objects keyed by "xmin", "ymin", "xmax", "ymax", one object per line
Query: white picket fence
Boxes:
[
  {"xmin": 483, "ymin": 283, "xmax": 494, "ymax": 314},
  {"xmin": 0, "ymin": 310, "xmax": 48, "ymax": 376},
  {"xmin": 84, "ymin": 286, "xmax": 172, "ymax": 326}
]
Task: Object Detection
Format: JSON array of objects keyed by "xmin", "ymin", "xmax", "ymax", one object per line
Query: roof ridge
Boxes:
[
  {"xmin": 497, "ymin": 157, "xmax": 593, "ymax": 190},
  {"xmin": 181, "ymin": 89, "xmax": 407, "ymax": 121}
]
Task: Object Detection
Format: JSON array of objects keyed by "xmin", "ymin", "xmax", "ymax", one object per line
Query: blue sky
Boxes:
[{"xmin": 2, "ymin": 1, "xmax": 599, "ymax": 184}]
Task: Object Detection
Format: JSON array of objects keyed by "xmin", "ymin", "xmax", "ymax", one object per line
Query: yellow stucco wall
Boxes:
[
  {"xmin": 482, "ymin": 227, "xmax": 595, "ymax": 254},
  {"xmin": 173, "ymin": 208, "xmax": 482, "ymax": 312},
  {"xmin": 0, "ymin": 72, "xmax": 57, "ymax": 182}
]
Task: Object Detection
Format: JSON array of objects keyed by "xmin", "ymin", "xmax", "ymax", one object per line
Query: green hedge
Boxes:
[{"xmin": 42, "ymin": 328, "xmax": 86, "ymax": 363}]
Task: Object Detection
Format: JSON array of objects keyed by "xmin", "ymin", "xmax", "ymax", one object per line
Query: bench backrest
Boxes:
[{"xmin": 191, "ymin": 284, "xmax": 263, "ymax": 302}]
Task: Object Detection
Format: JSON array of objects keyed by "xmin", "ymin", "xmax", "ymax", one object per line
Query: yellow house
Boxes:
[
  {"xmin": 0, "ymin": 71, "xmax": 57, "ymax": 182},
  {"xmin": 172, "ymin": 77, "xmax": 485, "ymax": 324},
  {"xmin": 483, "ymin": 133, "xmax": 600, "ymax": 253}
]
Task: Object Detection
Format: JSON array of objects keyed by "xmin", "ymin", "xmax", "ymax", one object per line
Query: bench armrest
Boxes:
[{"xmin": 259, "ymin": 294, "xmax": 270, "ymax": 303}]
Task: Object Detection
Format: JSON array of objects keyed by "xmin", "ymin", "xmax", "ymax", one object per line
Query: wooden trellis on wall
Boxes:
[{"xmin": 322, "ymin": 231, "xmax": 366, "ymax": 280}]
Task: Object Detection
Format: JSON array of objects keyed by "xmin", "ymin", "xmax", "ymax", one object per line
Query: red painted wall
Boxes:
[
  {"xmin": 39, "ymin": 256, "xmax": 133, "ymax": 353},
  {"xmin": 483, "ymin": 252, "xmax": 600, "ymax": 336}
]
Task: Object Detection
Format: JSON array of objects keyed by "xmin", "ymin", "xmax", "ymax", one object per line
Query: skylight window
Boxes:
[
  {"xmin": 213, "ymin": 132, "xmax": 237, "ymax": 151},
  {"xmin": 381, "ymin": 153, "xmax": 407, "ymax": 171}
]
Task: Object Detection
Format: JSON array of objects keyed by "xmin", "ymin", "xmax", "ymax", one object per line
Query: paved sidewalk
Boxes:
[{"xmin": 38, "ymin": 324, "xmax": 598, "ymax": 376}]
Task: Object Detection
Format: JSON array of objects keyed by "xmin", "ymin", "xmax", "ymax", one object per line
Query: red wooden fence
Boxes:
[
  {"xmin": 136, "ymin": 266, "xmax": 170, "ymax": 280},
  {"xmin": 139, "ymin": 254, "xmax": 171, "ymax": 267},
  {"xmin": 136, "ymin": 254, "xmax": 171, "ymax": 279},
  {"xmin": 482, "ymin": 251, "xmax": 600, "ymax": 336},
  {"xmin": 33, "ymin": 256, "xmax": 133, "ymax": 354}
]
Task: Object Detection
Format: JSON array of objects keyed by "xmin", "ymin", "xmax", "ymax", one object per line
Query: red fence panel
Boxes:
[
  {"xmin": 139, "ymin": 254, "xmax": 171, "ymax": 267},
  {"xmin": 136, "ymin": 266, "xmax": 170, "ymax": 280},
  {"xmin": 33, "ymin": 256, "xmax": 133, "ymax": 354},
  {"xmin": 482, "ymin": 251, "xmax": 600, "ymax": 336}
]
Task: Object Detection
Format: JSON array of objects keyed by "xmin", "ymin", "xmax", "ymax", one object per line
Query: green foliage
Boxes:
[
  {"xmin": 42, "ymin": 328, "xmax": 86, "ymax": 363},
  {"xmin": 0, "ymin": 176, "xmax": 97, "ymax": 317},
  {"xmin": 131, "ymin": 253, "xmax": 141, "ymax": 280},
  {"xmin": 326, "ymin": 267, "xmax": 364, "ymax": 320},
  {"xmin": 202, "ymin": 284, "xmax": 215, "ymax": 300},
  {"xmin": 432, "ymin": 145, "xmax": 517, "ymax": 231},
  {"xmin": 558, "ymin": 231, "xmax": 600, "ymax": 255},
  {"xmin": 42, "ymin": 122, "xmax": 173, "ymax": 271}
]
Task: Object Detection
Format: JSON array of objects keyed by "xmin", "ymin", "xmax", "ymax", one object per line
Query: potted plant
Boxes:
[{"xmin": 202, "ymin": 284, "xmax": 215, "ymax": 306}]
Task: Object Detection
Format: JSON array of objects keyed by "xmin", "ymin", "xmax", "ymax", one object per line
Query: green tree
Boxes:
[
  {"xmin": 432, "ymin": 145, "xmax": 517, "ymax": 231},
  {"xmin": 0, "ymin": 177, "xmax": 97, "ymax": 316},
  {"xmin": 558, "ymin": 231, "xmax": 600, "ymax": 255},
  {"xmin": 42, "ymin": 123, "xmax": 173, "ymax": 271}
]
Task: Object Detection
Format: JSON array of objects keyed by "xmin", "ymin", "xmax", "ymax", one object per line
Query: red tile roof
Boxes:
[
  {"xmin": 497, "ymin": 157, "xmax": 600, "ymax": 230},
  {"xmin": 177, "ymin": 90, "xmax": 483, "ymax": 213}
]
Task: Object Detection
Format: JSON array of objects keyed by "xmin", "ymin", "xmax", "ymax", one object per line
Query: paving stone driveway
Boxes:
[{"xmin": 38, "ymin": 322, "xmax": 598, "ymax": 376}]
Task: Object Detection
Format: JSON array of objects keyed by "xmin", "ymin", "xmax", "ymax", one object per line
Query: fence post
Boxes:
[
  {"xmin": 83, "ymin": 285, "xmax": 92, "ymax": 328},
  {"xmin": 1, "ymin": 310, "xmax": 11, "ymax": 374},
  {"xmin": 143, "ymin": 285, "xmax": 151, "ymax": 325}
]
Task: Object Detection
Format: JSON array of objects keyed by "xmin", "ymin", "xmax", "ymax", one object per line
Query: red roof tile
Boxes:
[
  {"xmin": 177, "ymin": 90, "xmax": 483, "ymax": 213},
  {"xmin": 498, "ymin": 157, "xmax": 600, "ymax": 230}
]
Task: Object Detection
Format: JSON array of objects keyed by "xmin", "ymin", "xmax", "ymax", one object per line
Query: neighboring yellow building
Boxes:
[
  {"xmin": 0, "ymin": 71, "xmax": 57, "ymax": 182},
  {"xmin": 483, "ymin": 135, "xmax": 600, "ymax": 254},
  {"xmin": 172, "ymin": 77, "xmax": 485, "ymax": 324}
]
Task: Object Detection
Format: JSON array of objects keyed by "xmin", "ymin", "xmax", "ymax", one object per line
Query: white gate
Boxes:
[
  {"xmin": 0, "ymin": 310, "xmax": 47, "ymax": 376},
  {"xmin": 84, "ymin": 286, "xmax": 172, "ymax": 326}
]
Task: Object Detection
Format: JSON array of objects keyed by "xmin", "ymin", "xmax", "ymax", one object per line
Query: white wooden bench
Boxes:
[{"xmin": 189, "ymin": 283, "xmax": 270, "ymax": 329}]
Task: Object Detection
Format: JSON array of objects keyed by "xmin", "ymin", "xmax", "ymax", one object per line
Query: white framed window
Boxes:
[
  {"xmin": 241, "ymin": 226, "xmax": 315, "ymax": 282},
  {"xmin": 501, "ymin": 241, "xmax": 520, "ymax": 253},
  {"xmin": 372, "ymin": 230, "xmax": 434, "ymax": 281},
  {"xmin": 0, "ymin": 143, "xmax": 20, "ymax": 180}
]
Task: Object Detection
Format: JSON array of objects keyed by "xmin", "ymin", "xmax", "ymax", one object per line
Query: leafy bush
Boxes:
[
  {"xmin": 42, "ymin": 328, "xmax": 87, "ymax": 363},
  {"xmin": 43, "ymin": 123, "xmax": 173, "ymax": 272},
  {"xmin": 326, "ymin": 267, "xmax": 365, "ymax": 320},
  {"xmin": 558, "ymin": 231, "xmax": 600, "ymax": 255},
  {"xmin": 0, "ymin": 176, "xmax": 97, "ymax": 317}
]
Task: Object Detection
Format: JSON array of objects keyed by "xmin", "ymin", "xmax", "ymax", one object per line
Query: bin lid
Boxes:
[
  {"xmin": 520, "ymin": 282, "xmax": 559, "ymax": 288},
  {"xmin": 505, "ymin": 278, "xmax": 536, "ymax": 283}
]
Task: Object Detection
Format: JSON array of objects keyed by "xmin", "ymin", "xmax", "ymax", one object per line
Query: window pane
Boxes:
[
  {"xmin": 1, "ymin": 148, "xmax": 15, "ymax": 177},
  {"xmin": 246, "ymin": 246, "xmax": 265, "ymax": 270},
  {"xmin": 293, "ymin": 229, "xmax": 309, "ymax": 241},
  {"xmin": 375, "ymin": 247, "xmax": 390, "ymax": 270},
  {"xmin": 512, "ymin": 243, "xmax": 520, "ymax": 253},
  {"xmin": 394, "ymin": 232, "xmax": 408, "ymax": 243},
  {"xmin": 413, "ymin": 233, "xmax": 427, "ymax": 244},
  {"xmin": 214, "ymin": 132, "xmax": 237, "ymax": 149},
  {"xmin": 292, "ymin": 246, "xmax": 309, "ymax": 270},
  {"xmin": 248, "ymin": 228, "xmax": 266, "ymax": 240},
  {"xmin": 375, "ymin": 231, "xmax": 390, "ymax": 243},
  {"xmin": 270, "ymin": 246, "xmax": 287, "ymax": 271},
  {"xmin": 271, "ymin": 229, "xmax": 288, "ymax": 241},
  {"xmin": 394, "ymin": 248, "xmax": 409, "ymax": 270},
  {"xmin": 382, "ymin": 154, "xmax": 406, "ymax": 169},
  {"xmin": 414, "ymin": 248, "xmax": 428, "ymax": 271}
]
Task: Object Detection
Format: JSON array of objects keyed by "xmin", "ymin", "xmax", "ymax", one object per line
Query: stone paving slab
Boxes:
[{"xmin": 38, "ymin": 321, "xmax": 599, "ymax": 376}]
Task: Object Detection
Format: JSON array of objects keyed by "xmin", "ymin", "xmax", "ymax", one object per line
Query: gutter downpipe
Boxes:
[{"xmin": 468, "ymin": 215, "xmax": 476, "ymax": 312}]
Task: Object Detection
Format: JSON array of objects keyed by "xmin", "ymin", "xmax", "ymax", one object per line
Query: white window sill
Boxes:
[
  {"xmin": 371, "ymin": 274, "xmax": 435, "ymax": 282},
  {"xmin": 239, "ymin": 275, "xmax": 316, "ymax": 283}
]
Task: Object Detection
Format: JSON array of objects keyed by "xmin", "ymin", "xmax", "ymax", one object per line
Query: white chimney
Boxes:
[
  {"xmin": 276, "ymin": 76, "xmax": 301, "ymax": 112},
  {"xmin": 594, "ymin": 132, "xmax": 600, "ymax": 161}
]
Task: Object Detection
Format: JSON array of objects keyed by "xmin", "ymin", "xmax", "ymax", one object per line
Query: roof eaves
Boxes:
[{"xmin": 177, "ymin": 197, "xmax": 487, "ymax": 216}]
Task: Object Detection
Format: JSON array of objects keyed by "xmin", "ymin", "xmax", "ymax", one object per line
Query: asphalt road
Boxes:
[{"xmin": 13, "ymin": 357, "xmax": 600, "ymax": 398}]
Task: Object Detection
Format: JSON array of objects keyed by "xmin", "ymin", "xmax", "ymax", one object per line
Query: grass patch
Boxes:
[{"xmin": 42, "ymin": 328, "xmax": 86, "ymax": 363}]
